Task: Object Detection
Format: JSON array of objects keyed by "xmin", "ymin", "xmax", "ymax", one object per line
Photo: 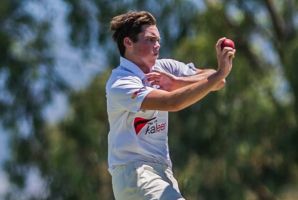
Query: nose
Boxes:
[{"xmin": 154, "ymin": 40, "xmax": 160, "ymax": 50}]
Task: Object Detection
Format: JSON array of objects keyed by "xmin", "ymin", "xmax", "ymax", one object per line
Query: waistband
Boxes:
[{"xmin": 108, "ymin": 159, "xmax": 171, "ymax": 174}]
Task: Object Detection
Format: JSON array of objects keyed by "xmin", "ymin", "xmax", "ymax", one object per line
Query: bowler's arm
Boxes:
[
  {"xmin": 171, "ymin": 68, "xmax": 226, "ymax": 91},
  {"xmin": 141, "ymin": 37, "xmax": 235, "ymax": 112},
  {"xmin": 141, "ymin": 70, "xmax": 224, "ymax": 112},
  {"xmin": 146, "ymin": 68, "xmax": 225, "ymax": 92}
]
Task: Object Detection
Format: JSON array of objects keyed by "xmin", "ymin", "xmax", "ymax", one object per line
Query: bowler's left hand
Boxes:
[{"xmin": 146, "ymin": 71, "xmax": 177, "ymax": 91}]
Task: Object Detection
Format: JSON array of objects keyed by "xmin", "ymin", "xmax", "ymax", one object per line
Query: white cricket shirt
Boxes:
[{"xmin": 106, "ymin": 57, "xmax": 197, "ymax": 171}]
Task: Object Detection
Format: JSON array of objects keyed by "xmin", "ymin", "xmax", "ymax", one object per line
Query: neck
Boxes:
[{"xmin": 124, "ymin": 54, "xmax": 151, "ymax": 74}]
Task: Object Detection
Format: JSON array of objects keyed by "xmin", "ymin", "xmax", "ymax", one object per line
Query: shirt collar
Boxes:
[{"xmin": 120, "ymin": 57, "xmax": 146, "ymax": 80}]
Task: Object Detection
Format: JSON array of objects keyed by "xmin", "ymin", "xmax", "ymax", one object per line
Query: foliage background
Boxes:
[{"xmin": 0, "ymin": 0, "xmax": 297, "ymax": 200}]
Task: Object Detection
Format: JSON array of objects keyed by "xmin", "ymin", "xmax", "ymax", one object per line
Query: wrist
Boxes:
[{"xmin": 212, "ymin": 69, "xmax": 226, "ymax": 80}]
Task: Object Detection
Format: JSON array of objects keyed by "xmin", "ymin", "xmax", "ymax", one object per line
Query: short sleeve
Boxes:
[
  {"xmin": 107, "ymin": 76, "xmax": 154, "ymax": 113},
  {"xmin": 155, "ymin": 59, "xmax": 198, "ymax": 77}
]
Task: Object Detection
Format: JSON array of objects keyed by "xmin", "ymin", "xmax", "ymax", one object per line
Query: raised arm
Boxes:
[
  {"xmin": 141, "ymin": 37, "xmax": 235, "ymax": 112},
  {"xmin": 146, "ymin": 68, "xmax": 225, "ymax": 91}
]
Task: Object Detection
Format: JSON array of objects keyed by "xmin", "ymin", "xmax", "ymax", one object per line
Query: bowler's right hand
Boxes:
[{"xmin": 216, "ymin": 37, "xmax": 236, "ymax": 79}]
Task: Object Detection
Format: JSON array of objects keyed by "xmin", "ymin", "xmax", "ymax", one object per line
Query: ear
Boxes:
[{"xmin": 123, "ymin": 37, "xmax": 133, "ymax": 48}]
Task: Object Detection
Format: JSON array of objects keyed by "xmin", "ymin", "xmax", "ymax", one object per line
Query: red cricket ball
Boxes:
[{"xmin": 221, "ymin": 39, "xmax": 235, "ymax": 50}]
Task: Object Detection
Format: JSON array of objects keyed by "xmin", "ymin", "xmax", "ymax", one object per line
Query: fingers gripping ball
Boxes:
[{"xmin": 221, "ymin": 39, "xmax": 235, "ymax": 50}]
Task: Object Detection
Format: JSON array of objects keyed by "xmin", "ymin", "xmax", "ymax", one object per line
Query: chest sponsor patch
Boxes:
[
  {"xmin": 133, "ymin": 117, "xmax": 166, "ymax": 135},
  {"xmin": 134, "ymin": 117, "xmax": 156, "ymax": 135}
]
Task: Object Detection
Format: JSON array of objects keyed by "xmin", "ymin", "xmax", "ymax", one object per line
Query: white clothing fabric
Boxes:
[
  {"xmin": 106, "ymin": 57, "xmax": 197, "ymax": 171},
  {"xmin": 111, "ymin": 161, "xmax": 185, "ymax": 200}
]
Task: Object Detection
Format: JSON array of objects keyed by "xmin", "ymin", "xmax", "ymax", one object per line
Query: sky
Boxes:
[{"xmin": 0, "ymin": 127, "xmax": 9, "ymax": 199}]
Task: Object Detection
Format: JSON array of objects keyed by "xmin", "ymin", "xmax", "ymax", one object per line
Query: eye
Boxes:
[{"xmin": 146, "ymin": 37, "xmax": 160, "ymax": 43}]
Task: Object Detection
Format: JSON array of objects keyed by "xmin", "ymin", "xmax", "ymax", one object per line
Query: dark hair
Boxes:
[{"xmin": 110, "ymin": 11, "xmax": 156, "ymax": 56}]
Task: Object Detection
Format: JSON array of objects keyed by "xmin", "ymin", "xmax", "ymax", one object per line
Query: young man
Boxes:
[{"xmin": 106, "ymin": 11, "xmax": 235, "ymax": 200}]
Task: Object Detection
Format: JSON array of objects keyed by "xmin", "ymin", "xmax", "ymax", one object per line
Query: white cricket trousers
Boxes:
[{"xmin": 110, "ymin": 161, "xmax": 185, "ymax": 200}]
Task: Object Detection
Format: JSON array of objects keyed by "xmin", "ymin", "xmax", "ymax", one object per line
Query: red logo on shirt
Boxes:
[
  {"xmin": 131, "ymin": 87, "xmax": 146, "ymax": 99},
  {"xmin": 134, "ymin": 117, "xmax": 156, "ymax": 135}
]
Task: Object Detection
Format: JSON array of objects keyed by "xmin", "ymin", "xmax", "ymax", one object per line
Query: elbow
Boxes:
[
  {"xmin": 222, "ymin": 79, "xmax": 226, "ymax": 85},
  {"xmin": 213, "ymin": 79, "xmax": 226, "ymax": 91},
  {"xmin": 220, "ymin": 79, "xmax": 226, "ymax": 88}
]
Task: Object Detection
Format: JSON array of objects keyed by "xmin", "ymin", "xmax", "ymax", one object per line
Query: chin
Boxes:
[
  {"xmin": 149, "ymin": 59, "xmax": 157, "ymax": 67},
  {"xmin": 142, "ymin": 56, "xmax": 158, "ymax": 68},
  {"xmin": 152, "ymin": 55, "xmax": 159, "ymax": 62}
]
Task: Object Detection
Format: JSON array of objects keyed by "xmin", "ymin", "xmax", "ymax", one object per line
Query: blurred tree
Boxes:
[
  {"xmin": 0, "ymin": 0, "xmax": 68, "ymax": 198},
  {"xmin": 170, "ymin": 0, "xmax": 298, "ymax": 200},
  {"xmin": 2, "ymin": 0, "xmax": 298, "ymax": 200},
  {"xmin": 41, "ymin": 72, "xmax": 111, "ymax": 200}
]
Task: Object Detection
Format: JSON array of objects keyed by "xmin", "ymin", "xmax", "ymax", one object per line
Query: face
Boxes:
[{"xmin": 127, "ymin": 25, "xmax": 161, "ymax": 71}]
